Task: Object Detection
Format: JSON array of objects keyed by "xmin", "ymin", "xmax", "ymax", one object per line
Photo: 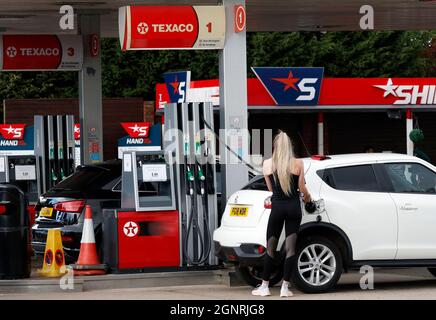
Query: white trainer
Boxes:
[
  {"xmin": 280, "ymin": 284, "xmax": 294, "ymax": 298},
  {"xmin": 251, "ymin": 284, "xmax": 271, "ymax": 297}
]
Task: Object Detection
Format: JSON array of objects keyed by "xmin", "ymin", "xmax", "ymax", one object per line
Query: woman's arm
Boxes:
[
  {"xmin": 297, "ymin": 159, "xmax": 311, "ymax": 203},
  {"xmin": 263, "ymin": 159, "xmax": 273, "ymax": 192},
  {"xmin": 265, "ymin": 175, "xmax": 273, "ymax": 192}
]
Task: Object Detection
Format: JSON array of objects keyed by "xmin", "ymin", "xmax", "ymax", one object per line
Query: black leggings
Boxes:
[{"xmin": 263, "ymin": 198, "xmax": 302, "ymax": 282}]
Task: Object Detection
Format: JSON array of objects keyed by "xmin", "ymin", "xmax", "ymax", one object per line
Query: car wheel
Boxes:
[
  {"xmin": 293, "ymin": 236, "xmax": 343, "ymax": 293},
  {"xmin": 427, "ymin": 268, "xmax": 436, "ymax": 277},
  {"xmin": 235, "ymin": 265, "xmax": 283, "ymax": 288}
]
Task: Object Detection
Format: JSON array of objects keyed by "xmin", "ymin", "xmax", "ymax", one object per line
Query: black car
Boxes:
[{"xmin": 32, "ymin": 160, "xmax": 122, "ymax": 263}]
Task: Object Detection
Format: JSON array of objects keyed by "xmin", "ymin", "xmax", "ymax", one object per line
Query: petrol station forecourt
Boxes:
[{"xmin": 0, "ymin": 0, "xmax": 435, "ymax": 303}]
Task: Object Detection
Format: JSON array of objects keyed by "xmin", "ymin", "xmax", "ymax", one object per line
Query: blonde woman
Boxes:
[{"xmin": 252, "ymin": 131, "xmax": 312, "ymax": 298}]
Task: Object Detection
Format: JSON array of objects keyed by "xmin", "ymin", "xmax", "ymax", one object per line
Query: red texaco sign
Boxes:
[
  {"xmin": 119, "ymin": 6, "xmax": 226, "ymax": 50},
  {"xmin": 0, "ymin": 35, "xmax": 83, "ymax": 71}
]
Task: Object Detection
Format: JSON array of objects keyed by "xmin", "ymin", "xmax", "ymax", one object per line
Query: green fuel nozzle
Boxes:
[
  {"xmin": 197, "ymin": 166, "xmax": 205, "ymax": 181},
  {"xmin": 51, "ymin": 169, "xmax": 58, "ymax": 182},
  {"xmin": 186, "ymin": 166, "xmax": 194, "ymax": 182}
]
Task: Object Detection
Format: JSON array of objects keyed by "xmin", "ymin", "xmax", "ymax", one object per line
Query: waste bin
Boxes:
[{"xmin": 0, "ymin": 184, "xmax": 31, "ymax": 279}]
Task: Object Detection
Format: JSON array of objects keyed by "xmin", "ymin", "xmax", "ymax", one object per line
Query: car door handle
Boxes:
[{"xmin": 400, "ymin": 203, "xmax": 418, "ymax": 211}]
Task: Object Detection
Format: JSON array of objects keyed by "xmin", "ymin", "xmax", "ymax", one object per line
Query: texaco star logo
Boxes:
[
  {"xmin": 137, "ymin": 22, "xmax": 149, "ymax": 35},
  {"xmin": 6, "ymin": 46, "xmax": 17, "ymax": 58},
  {"xmin": 123, "ymin": 221, "xmax": 139, "ymax": 237}
]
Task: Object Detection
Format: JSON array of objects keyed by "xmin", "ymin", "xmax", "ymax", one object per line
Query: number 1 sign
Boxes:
[
  {"xmin": 234, "ymin": 5, "xmax": 246, "ymax": 33},
  {"xmin": 119, "ymin": 6, "xmax": 226, "ymax": 50}
]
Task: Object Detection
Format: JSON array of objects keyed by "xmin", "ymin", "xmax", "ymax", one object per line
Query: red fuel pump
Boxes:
[{"xmin": 103, "ymin": 151, "xmax": 181, "ymax": 272}]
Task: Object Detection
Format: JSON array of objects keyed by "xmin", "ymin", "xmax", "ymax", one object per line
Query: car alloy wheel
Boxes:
[{"xmin": 297, "ymin": 243, "xmax": 336, "ymax": 287}]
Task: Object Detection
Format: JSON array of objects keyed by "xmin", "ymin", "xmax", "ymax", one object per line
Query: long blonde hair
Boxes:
[{"xmin": 272, "ymin": 131, "xmax": 295, "ymax": 196}]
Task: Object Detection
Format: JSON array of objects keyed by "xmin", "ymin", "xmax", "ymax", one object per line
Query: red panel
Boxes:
[
  {"xmin": 2, "ymin": 35, "xmax": 62, "ymax": 70},
  {"xmin": 117, "ymin": 211, "xmax": 180, "ymax": 269},
  {"xmin": 247, "ymin": 78, "xmax": 275, "ymax": 105},
  {"xmin": 128, "ymin": 6, "xmax": 198, "ymax": 49},
  {"xmin": 190, "ymin": 79, "xmax": 219, "ymax": 88},
  {"xmin": 157, "ymin": 77, "xmax": 436, "ymax": 107},
  {"xmin": 155, "ymin": 83, "xmax": 170, "ymax": 110}
]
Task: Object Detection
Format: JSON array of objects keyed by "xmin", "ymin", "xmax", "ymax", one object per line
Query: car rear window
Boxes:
[
  {"xmin": 328, "ymin": 165, "xmax": 380, "ymax": 192},
  {"xmin": 242, "ymin": 176, "xmax": 268, "ymax": 191},
  {"xmin": 53, "ymin": 167, "xmax": 119, "ymax": 191}
]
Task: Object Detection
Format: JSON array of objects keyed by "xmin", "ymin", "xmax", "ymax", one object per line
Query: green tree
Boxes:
[{"xmin": 0, "ymin": 31, "xmax": 434, "ymax": 103}]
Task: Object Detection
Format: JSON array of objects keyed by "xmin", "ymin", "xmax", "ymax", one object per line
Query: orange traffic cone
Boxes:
[{"xmin": 68, "ymin": 205, "xmax": 106, "ymax": 276}]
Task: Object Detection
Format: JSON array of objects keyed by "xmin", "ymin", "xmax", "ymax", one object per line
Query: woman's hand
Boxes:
[{"xmin": 304, "ymin": 193, "xmax": 312, "ymax": 204}]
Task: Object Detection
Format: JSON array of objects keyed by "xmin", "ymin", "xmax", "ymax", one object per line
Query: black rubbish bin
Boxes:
[{"xmin": 0, "ymin": 184, "xmax": 31, "ymax": 279}]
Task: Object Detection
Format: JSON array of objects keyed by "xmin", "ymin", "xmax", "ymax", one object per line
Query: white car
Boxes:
[{"xmin": 213, "ymin": 153, "xmax": 436, "ymax": 293}]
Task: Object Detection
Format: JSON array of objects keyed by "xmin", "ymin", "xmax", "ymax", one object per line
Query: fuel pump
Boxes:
[
  {"xmin": 34, "ymin": 115, "xmax": 76, "ymax": 195},
  {"xmin": 164, "ymin": 102, "xmax": 218, "ymax": 267},
  {"xmin": 102, "ymin": 150, "xmax": 180, "ymax": 272},
  {"xmin": 47, "ymin": 115, "xmax": 58, "ymax": 186}
]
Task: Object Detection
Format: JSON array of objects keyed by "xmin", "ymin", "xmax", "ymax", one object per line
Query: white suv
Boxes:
[{"xmin": 213, "ymin": 153, "xmax": 436, "ymax": 293}]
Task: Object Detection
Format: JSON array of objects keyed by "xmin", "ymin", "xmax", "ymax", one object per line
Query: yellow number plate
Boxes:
[
  {"xmin": 39, "ymin": 207, "xmax": 53, "ymax": 218},
  {"xmin": 230, "ymin": 206, "xmax": 249, "ymax": 217}
]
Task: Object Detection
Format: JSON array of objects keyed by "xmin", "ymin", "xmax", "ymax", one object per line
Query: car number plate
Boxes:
[
  {"xmin": 230, "ymin": 206, "xmax": 249, "ymax": 217},
  {"xmin": 39, "ymin": 207, "xmax": 53, "ymax": 218}
]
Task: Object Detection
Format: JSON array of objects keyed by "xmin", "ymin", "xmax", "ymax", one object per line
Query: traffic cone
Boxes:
[
  {"xmin": 38, "ymin": 229, "xmax": 67, "ymax": 278},
  {"xmin": 68, "ymin": 205, "xmax": 106, "ymax": 276}
]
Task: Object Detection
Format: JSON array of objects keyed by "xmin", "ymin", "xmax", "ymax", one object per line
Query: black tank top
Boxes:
[{"xmin": 269, "ymin": 172, "xmax": 300, "ymax": 201}]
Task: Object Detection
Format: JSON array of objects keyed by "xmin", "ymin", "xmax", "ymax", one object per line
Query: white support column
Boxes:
[
  {"xmin": 406, "ymin": 109, "xmax": 414, "ymax": 156},
  {"xmin": 78, "ymin": 14, "xmax": 103, "ymax": 164},
  {"xmin": 317, "ymin": 112, "xmax": 324, "ymax": 155},
  {"xmin": 219, "ymin": 0, "xmax": 249, "ymax": 202}
]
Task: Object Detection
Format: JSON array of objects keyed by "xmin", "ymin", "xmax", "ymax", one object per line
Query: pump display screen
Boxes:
[
  {"xmin": 142, "ymin": 164, "xmax": 167, "ymax": 182},
  {"xmin": 129, "ymin": 151, "xmax": 175, "ymax": 211},
  {"xmin": 14, "ymin": 165, "xmax": 36, "ymax": 180}
]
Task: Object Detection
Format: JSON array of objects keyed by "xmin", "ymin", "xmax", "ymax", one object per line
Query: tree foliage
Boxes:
[{"xmin": 0, "ymin": 31, "xmax": 434, "ymax": 102}]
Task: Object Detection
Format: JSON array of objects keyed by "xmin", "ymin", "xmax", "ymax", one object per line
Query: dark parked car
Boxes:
[
  {"xmin": 32, "ymin": 160, "xmax": 122, "ymax": 263},
  {"xmin": 32, "ymin": 158, "xmax": 226, "ymax": 263}
]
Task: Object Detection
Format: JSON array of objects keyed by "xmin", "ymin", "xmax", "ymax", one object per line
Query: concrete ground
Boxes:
[{"xmin": 2, "ymin": 267, "xmax": 436, "ymax": 300}]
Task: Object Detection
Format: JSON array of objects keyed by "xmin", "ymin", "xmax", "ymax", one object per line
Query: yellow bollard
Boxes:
[{"xmin": 38, "ymin": 229, "xmax": 67, "ymax": 278}]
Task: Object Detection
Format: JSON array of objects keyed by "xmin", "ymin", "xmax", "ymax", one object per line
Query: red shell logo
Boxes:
[
  {"xmin": 0, "ymin": 124, "xmax": 26, "ymax": 140},
  {"xmin": 121, "ymin": 122, "xmax": 151, "ymax": 138}
]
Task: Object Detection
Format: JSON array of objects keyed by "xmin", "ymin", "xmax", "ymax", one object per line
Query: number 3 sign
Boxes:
[{"xmin": 234, "ymin": 5, "xmax": 246, "ymax": 33}]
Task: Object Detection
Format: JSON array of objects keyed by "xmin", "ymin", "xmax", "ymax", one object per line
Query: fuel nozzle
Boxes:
[
  {"xmin": 197, "ymin": 165, "xmax": 206, "ymax": 195},
  {"xmin": 187, "ymin": 166, "xmax": 194, "ymax": 182},
  {"xmin": 51, "ymin": 168, "xmax": 58, "ymax": 182},
  {"xmin": 197, "ymin": 165, "xmax": 205, "ymax": 181},
  {"xmin": 186, "ymin": 165, "xmax": 194, "ymax": 195},
  {"xmin": 60, "ymin": 168, "xmax": 66, "ymax": 180}
]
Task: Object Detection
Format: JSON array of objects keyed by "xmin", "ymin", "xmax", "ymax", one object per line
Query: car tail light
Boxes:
[
  {"xmin": 227, "ymin": 254, "xmax": 237, "ymax": 261},
  {"xmin": 264, "ymin": 197, "xmax": 272, "ymax": 209},
  {"xmin": 311, "ymin": 155, "xmax": 331, "ymax": 161},
  {"xmin": 0, "ymin": 205, "xmax": 7, "ymax": 215},
  {"xmin": 54, "ymin": 200, "xmax": 85, "ymax": 213},
  {"xmin": 257, "ymin": 245, "xmax": 265, "ymax": 254}
]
